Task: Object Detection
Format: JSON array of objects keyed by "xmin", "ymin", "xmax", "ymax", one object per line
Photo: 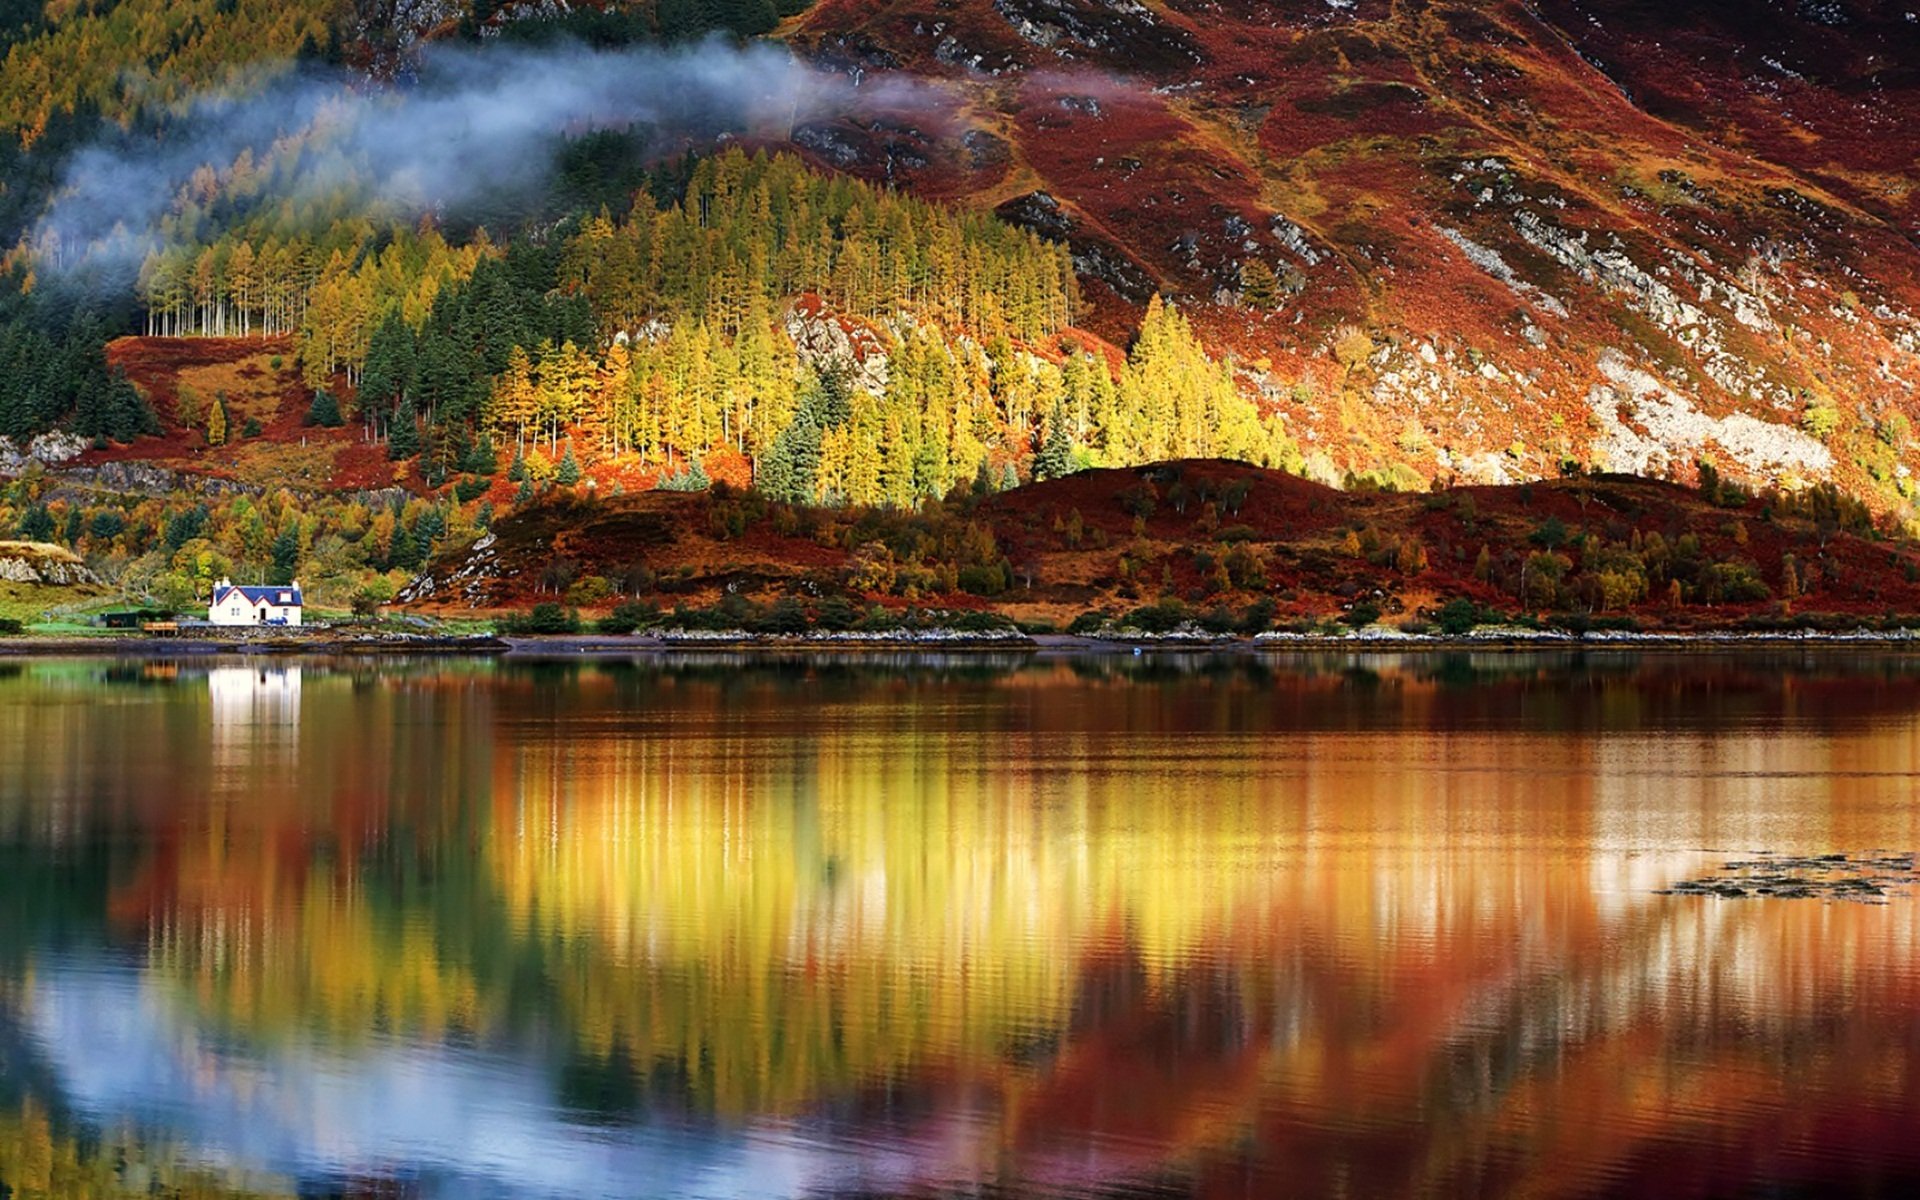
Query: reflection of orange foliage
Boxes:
[{"xmin": 11, "ymin": 658, "xmax": 1920, "ymax": 1194}]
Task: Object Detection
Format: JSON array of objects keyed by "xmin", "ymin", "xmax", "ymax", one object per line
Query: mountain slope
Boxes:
[{"xmin": 783, "ymin": 0, "xmax": 1920, "ymax": 508}]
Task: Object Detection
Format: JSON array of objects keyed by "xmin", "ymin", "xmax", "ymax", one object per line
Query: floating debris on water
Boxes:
[{"xmin": 1657, "ymin": 853, "xmax": 1916, "ymax": 904}]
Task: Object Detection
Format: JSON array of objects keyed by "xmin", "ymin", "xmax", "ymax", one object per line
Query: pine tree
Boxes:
[
  {"xmin": 388, "ymin": 397, "xmax": 423, "ymax": 460},
  {"xmin": 556, "ymin": 445, "xmax": 582, "ymax": 485},
  {"xmin": 762, "ymin": 413, "xmax": 821, "ymax": 504},
  {"xmin": 17, "ymin": 505, "xmax": 54, "ymax": 543},
  {"xmin": 306, "ymin": 389, "xmax": 345, "ymax": 427},
  {"xmin": 1240, "ymin": 259, "xmax": 1279, "ymax": 310},
  {"xmin": 1033, "ymin": 403, "xmax": 1074, "ymax": 481},
  {"xmin": 268, "ymin": 525, "xmax": 301, "ymax": 586}
]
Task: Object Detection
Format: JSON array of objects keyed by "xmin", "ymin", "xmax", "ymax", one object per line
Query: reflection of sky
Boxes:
[{"xmin": 23, "ymin": 959, "xmax": 884, "ymax": 1200}]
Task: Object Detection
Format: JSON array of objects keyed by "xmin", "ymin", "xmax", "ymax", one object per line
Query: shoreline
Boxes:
[{"xmin": 7, "ymin": 627, "xmax": 1920, "ymax": 658}]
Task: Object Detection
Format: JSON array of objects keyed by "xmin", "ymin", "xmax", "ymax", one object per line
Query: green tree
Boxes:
[
  {"xmin": 17, "ymin": 505, "xmax": 54, "ymax": 542},
  {"xmin": 388, "ymin": 397, "xmax": 423, "ymax": 460},
  {"xmin": 1033, "ymin": 403, "xmax": 1074, "ymax": 481},
  {"xmin": 305, "ymin": 389, "xmax": 345, "ymax": 427},
  {"xmin": 268, "ymin": 525, "xmax": 301, "ymax": 586}
]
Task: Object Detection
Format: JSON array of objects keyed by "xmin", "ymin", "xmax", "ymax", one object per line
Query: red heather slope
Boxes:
[
  {"xmin": 408, "ymin": 459, "xmax": 1920, "ymax": 629},
  {"xmin": 782, "ymin": 0, "xmax": 1920, "ymax": 512}
]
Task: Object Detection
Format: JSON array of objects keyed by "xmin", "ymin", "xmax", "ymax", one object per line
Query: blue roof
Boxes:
[{"xmin": 216, "ymin": 584, "xmax": 301, "ymax": 606}]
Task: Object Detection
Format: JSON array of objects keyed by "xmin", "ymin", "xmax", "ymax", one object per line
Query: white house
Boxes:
[{"xmin": 208, "ymin": 578, "xmax": 303, "ymax": 627}]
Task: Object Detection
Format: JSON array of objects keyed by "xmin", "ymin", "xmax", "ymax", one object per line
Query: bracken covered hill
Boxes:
[
  {"xmin": 781, "ymin": 0, "xmax": 1920, "ymax": 507},
  {"xmin": 408, "ymin": 460, "xmax": 1920, "ymax": 630}
]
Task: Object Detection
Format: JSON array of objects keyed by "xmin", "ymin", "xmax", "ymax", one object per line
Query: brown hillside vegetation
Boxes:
[
  {"xmin": 99, "ymin": 336, "xmax": 428, "ymax": 493},
  {"xmin": 407, "ymin": 461, "xmax": 1920, "ymax": 631},
  {"xmin": 786, "ymin": 0, "xmax": 1920, "ymax": 510}
]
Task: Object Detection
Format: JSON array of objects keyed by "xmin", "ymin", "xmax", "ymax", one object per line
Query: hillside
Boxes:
[
  {"xmin": 782, "ymin": 0, "xmax": 1920, "ymax": 506},
  {"xmin": 2, "ymin": 0, "xmax": 1919, "ymax": 621},
  {"xmin": 406, "ymin": 459, "xmax": 1920, "ymax": 632}
]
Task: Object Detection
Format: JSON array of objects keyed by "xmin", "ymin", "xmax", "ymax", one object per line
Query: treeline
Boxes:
[
  {"xmin": 124, "ymin": 143, "xmax": 1298, "ymax": 505},
  {"xmin": 0, "ymin": 310, "xmax": 157, "ymax": 443},
  {"xmin": 333, "ymin": 150, "xmax": 1291, "ymax": 504},
  {"xmin": 1, "ymin": 470, "xmax": 472, "ymax": 610}
]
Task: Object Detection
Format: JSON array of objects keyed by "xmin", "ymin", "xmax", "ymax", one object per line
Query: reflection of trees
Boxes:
[
  {"xmin": 3, "ymin": 657, "xmax": 1920, "ymax": 1195},
  {"xmin": 0, "ymin": 1101, "xmax": 295, "ymax": 1200}
]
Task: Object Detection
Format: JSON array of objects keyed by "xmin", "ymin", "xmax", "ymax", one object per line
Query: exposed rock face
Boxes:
[
  {"xmin": 783, "ymin": 297, "xmax": 892, "ymax": 395},
  {"xmin": 995, "ymin": 192, "xmax": 1158, "ymax": 302},
  {"xmin": 992, "ymin": 0, "xmax": 1203, "ymax": 69},
  {"xmin": 1589, "ymin": 351, "xmax": 1833, "ymax": 479},
  {"xmin": 0, "ymin": 542, "xmax": 101, "ymax": 587},
  {"xmin": 48, "ymin": 461, "xmax": 252, "ymax": 497},
  {"xmin": 0, "ymin": 432, "xmax": 87, "ymax": 475}
]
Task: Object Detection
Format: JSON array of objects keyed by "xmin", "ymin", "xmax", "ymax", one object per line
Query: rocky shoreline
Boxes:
[{"xmin": 8, "ymin": 625, "xmax": 1920, "ymax": 658}]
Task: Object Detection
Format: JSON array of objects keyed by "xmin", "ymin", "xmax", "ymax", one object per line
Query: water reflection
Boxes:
[{"xmin": 0, "ymin": 653, "xmax": 1918, "ymax": 1197}]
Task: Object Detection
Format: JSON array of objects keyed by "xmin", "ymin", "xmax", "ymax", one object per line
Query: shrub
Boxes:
[
  {"xmin": 1343, "ymin": 600, "xmax": 1383, "ymax": 628},
  {"xmin": 957, "ymin": 562, "xmax": 1009, "ymax": 596},
  {"xmin": 1239, "ymin": 598, "xmax": 1277, "ymax": 634},
  {"xmin": 1068, "ymin": 610, "xmax": 1112, "ymax": 635},
  {"xmin": 1199, "ymin": 605, "xmax": 1238, "ymax": 634},
  {"xmin": 500, "ymin": 602, "xmax": 580, "ymax": 635},
  {"xmin": 566, "ymin": 576, "xmax": 613, "ymax": 606},
  {"xmin": 0, "ymin": 618, "xmax": 23, "ymax": 636},
  {"xmin": 596, "ymin": 601, "xmax": 661, "ymax": 635},
  {"xmin": 1123, "ymin": 599, "xmax": 1190, "ymax": 633},
  {"xmin": 754, "ymin": 595, "xmax": 809, "ymax": 635},
  {"xmin": 949, "ymin": 610, "xmax": 1015, "ymax": 633},
  {"xmin": 1802, "ymin": 403, "xmax": 1841, "ymax": 440},
  {"xmin": 1434, "ymin": 597, "xmax": 1489, "ymax": 636},
  {"xmin": 1699, "ymin": 560, "xmax": 1771, "ymax": 604}
]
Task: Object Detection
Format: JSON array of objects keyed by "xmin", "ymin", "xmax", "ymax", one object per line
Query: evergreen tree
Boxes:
[
  {"xmin": 359, "ymin": 311, "xmax": 418, "ymax": 418},
  {"xmin": 305, "ymin": 389, "xmax": 345, "ymax": 428},
  {"xmin": 462, "ymin": 435, "xmax": 499, "ymax": 475},
  {"xmin": 1033, "ymin": 403, "xmax": 1074, "ymax": 481},
  {"xmin": 268, "ymin": 525, "xmax": 300, "ymax": 586},
  {"xmin": 17, "ymin": 505, "xmax": 54, "ymax": 542},
  {"xmin": 556, "ymin": 445, "xmax": 582, "ymax": 485},
  {"xmin": 388, "ymin": 397, "xmax": 423, "ymax": 460},
  {"xmin": 762, "ymin": 412, "xmax": 821, "ymax": 504},
  {"xmin": 1240, "ymin": 259, "xmax": 1279, "ymax": 310}
]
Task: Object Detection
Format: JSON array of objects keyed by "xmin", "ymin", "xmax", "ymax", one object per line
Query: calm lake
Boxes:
[{"xmin": 2, "ymin": 651, "xmax": 1919, "ymax": 1198}]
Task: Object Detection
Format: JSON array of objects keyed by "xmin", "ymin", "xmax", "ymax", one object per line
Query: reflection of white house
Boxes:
[{"xmin": 208, "ymin": 578, "xmax": 303, "ymax": 626}]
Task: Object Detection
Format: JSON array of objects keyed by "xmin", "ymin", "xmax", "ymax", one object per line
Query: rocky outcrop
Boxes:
[
  {"xmin": 992, "ymin": 0, "xmax": 1203, "ymax": 71},
  {"xmin": 0, "ymin": 432, "xmax": 87, "ymax": 475},
  {"xmin": 0, "ymin": 542, "xmax": 101, "ymax": 587},
  {"xmin": 1588, "ymin": 351, "xmax": 1832, "ymax": 479},
  {"xmin": 783, "ymin": 296, "xmax": 892, "ymax": 395},
  {"xmin": 995, "ymin": 192, "xmax": 1158, "ymax": 302}
]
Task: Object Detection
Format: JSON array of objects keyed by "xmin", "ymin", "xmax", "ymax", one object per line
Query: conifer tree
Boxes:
[
  {"xmin": 1034, "ymin": 403, "xmax": 1074, "ymax": 481},
  {"xmin": 556, "ymin": 445, "xmax": 582, "ymax": 485},
  {"xmin": 388, "ymin": 397, "xmax": 423, "ymax": 460},
  {"xmin": 1240, "ymin": 259, "xmax": 1279, "ymax": 310},
  {"xmin": 305, "ymin": 389, "xmax": 345, "ymax": 428},
  {"xmin": 268, "ymin": 526, "xmax": 301, "ymax": 586}
]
